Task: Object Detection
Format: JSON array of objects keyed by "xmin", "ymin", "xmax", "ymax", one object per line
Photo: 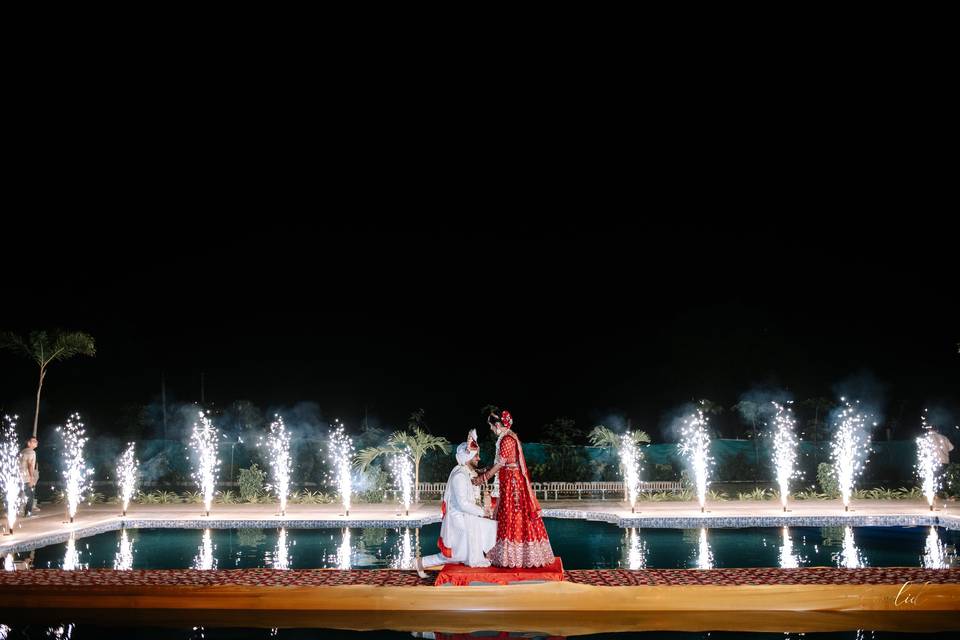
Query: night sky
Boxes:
[{"xmin": 2, "ymin": 227, "xmax": 957, "ymax": 444}]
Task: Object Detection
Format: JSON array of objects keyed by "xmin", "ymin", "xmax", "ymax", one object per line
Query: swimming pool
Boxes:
[{"xmin": 9, "ymin": 520, "xmax": 958, "ymax": 571}]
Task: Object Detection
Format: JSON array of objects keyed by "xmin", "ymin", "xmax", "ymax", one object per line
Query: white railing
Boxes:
[{"xmin": 409, "ymin": 480, "xmax": 683, "ymax": 501}]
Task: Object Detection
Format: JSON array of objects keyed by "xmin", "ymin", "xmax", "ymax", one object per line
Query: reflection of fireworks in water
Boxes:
[
  {"xmin": 830, "ymin": 399, "xmax": 872, "ymax": 511},
  {"xmin": 328, "ymin": 421, "xmax": 354, "ymax": 516},
  {"xmin": 337, "ymin": 528, "xmax": 352, "ymax": 569},
  {"xmin": 114, "ymin": 528, "xmax": 134, "ymax": 570},
  {"xmin": 916, "ymin": 410, "xmax": 940, "ymax": 511},
  {"xmin": 620, "ymin": 434, "xmax": 642, "ymax": 513},
  {"xmin": 2, "ymin": 414, "xmax": 22, "ymax": 532},
  {"xmin": 58, "ymin": 413, "xmax": 94, "ymax": 523},
  {"xmin": 190, "ymin": 412, "xmax": 220, "ymax": 517},
  {"xmin": 117, "ymin": 442, "xmax": 138, "ymax": 517},
  {"xmin": 390, "ymin": 453, "xmax": 413, "ymax": 516},
  {"xmin": 390, "ymin": 528, "xmax": 413, "ymax": 569},
  {"xmin": 779, "ymin": 527, "xmax": 803, "ymax": 569},
  {"xmin": 273, "ymin": 528, "xmax": 290, "ymax": 570},
  {"xmin": 193, "ymin": 529, "xmax": 216, "ymax": 570},
  {"xmin": 770, "ymin": 402, "xmax": 799, "ymax": 511},
  {"xmin": 835, "ymin": 526, "xmax": 864, "ymax": 568},
  {"xmin": 923, "ymin": 526, "xmax": 947, "ymax": 569},
  {"xmin": 679, "ymin": 409, "xmax": 713, "ymax": 512},
  {"xmin": 4, "ymin": 554, "xmax": 13, "ymax": 572},
  {"xmin": 265, "ymin": 415, "xmax": 292, "ymax": 516},
  {"xmin": 695, "ymin": 528, "xmax": 713, "ymax": 570},
  {"xmin": 63, "ymin": 534, "xmax": 83, "ymax": 571},
  {"xmin": 45, "ymin": 624, "xmax": 75, "ymax": 639},
  {"xmin": 623, "ymin": 528, "xmax": 648, "ymax": 570}
]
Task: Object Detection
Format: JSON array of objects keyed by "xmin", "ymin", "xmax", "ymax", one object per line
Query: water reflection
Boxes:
[
  {"xmin": 337, "ymin": 527, "xmax": 352, "ymax": 569},
  {"xmin": 695, "ymin": 527, "xmax": 713, "ymax": 570},
  {"xmin": 113, "ymin": 528, "xmax": 134, "ymax": 571},
  {"xmin": 390, "ymin": 527, "xmax": 413, "ymax": 570},
  {"xmin": 62, "ymin": 534, "xmax": 85, "ymax": 571},
  {"xmin": 622, "ymin": 527, "xmax": 648, "ymax": 570},
  {"xmin": 272, "ymin": 528, "xmax": 290, "ymax": 570},
  {"xmin": 835, "ymin": 526, "xmax": 864, "ymax": 569},
  {"xmin": 923, "ymin": 526, "xmax": 947, "ymax": 569},
  {"xmin": 3, "ymin": 553, "xmax": 13, "ymax": 572},
  {"xmin": 779, "ymin": 526, "xmax": 804, "ymax": 569},
  {"xmin": 192, "ymin": 529, "xmax": 216, "ymax": 570}
]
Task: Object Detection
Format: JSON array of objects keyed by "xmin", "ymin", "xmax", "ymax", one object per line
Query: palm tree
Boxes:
[
  {"xmin": 696, "ymin": 399, "xmax": 725, "ymax": 438},
  {"xmin": 588, "ymin": 425, "xmax": 651, "ymax": 502},
  {"xmin": 0, "ymin": 330, "xmax": 96, "ymax": 437},
  {"xmin": 354, "ymin": 425, "xmax": 450, "ymax": 503}
]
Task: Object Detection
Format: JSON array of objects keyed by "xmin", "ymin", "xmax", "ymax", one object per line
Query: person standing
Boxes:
[{"xmin": 19, "ymin": 436, "xmax": 40, "ymax": 516}]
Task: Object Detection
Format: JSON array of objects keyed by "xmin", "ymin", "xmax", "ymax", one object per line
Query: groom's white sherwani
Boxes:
[{"xmin": 422, "ymin": 464, "xmax": 497, "ymax": 568}]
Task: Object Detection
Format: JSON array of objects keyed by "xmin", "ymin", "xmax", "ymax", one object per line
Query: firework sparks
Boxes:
[
  {"xmin": 771, "ymin": 402, "xmax": 800, "ymax": 511},
  {"xmin": 390, "ymin": 452, "xmax": 413, "ymax": 516},
  {"xmin": 328, "ymin": 421, "xmax": 354, "ymax": 516},
  {"xmin": 116, "ymin": 442, "xmax": 138, "ymax": 517},
  {"xmin": 114, "ymin": 528, "xmax": 134, "ymax": 570},
  {"xmin": 829, "ymin": 399, "xmax": 872, "ymax": 511},
  {"xmin": 916, "ymin": 410, "xmax": 941, "ymax": 511},
  {"xmin": 620, "ymin": 432, "xmax": 643, "ymax": 513},
  {"xmin": 57, "ymin": 413, "xmax": 94, "ymax": 523},
  {"xmin": 190, "ymin": 411, "xmax": 220, "ymax": 516},
  {"xmin": 1, "ymin": 415, "xmax": 22, "ymax": 533},
  {"xmin": 679, "ymin": 409, "xmax": 713, "ymax": 512},
  {"xmin": 265, "ymin": 415, "xmax": 292, "ymax": 516}
]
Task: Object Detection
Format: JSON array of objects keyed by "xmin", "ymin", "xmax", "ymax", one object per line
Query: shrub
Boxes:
[
  {"xmin": 238, "ymin": 464, "xmax": 266, "ymax": 502},
  {"xmin": 817, "ymin": 463, "xmax": 839, "ymax": 497}
]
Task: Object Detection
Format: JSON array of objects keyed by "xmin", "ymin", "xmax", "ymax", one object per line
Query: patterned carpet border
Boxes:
[{"xmin": 0, "ymin": 567, "xmax": 957, "ymax": 588}]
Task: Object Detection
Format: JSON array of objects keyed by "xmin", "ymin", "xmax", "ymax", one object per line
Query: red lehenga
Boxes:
[{"xmin": 485, "ymin": 428, "xmax": 555, "ymax": 568}]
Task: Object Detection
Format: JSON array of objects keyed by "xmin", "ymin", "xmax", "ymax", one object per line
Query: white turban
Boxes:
[{"xmin": 456, "ymin": 442, "xmax": 477, "ymax": 466}]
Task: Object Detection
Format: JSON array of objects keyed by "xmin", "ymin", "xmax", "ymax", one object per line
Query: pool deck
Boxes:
[
  {"xmin": 1, "ymin": 499, "xmax": 958, "ymax": 634},
  {"xmin": 2, "ymin": 497, "xmax": 958, "ymax": 554}
]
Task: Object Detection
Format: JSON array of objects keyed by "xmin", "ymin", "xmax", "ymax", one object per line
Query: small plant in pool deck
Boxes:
[
  {"xmin": 736, "ymin": 488, "xmax": 770, "ymax": 501},
  {"xmin": 793, "ymin": 487, "xmax": 828, "ymax": 500},
  {"xmin": 155, "ymin": 490, "xmax": 181, "ymax": 504},
  {"xmin": 707, "ymin": 489, "xmax": 728, "ymax": 502},
  {"xmin": 238, "ymin": 464, "xmax": 267, "ymax": 503},
  {"xmin": 182, "ymin": 491, "xmax": 205, "ymax": 504},
  {"xmin": 215, "ymin": 490, "xmax": 238, "ymax": 504}
]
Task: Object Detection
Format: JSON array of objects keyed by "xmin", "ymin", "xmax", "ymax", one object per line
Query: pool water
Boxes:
[{"xmin": 12, "ymin": 520, "xmax": 958, "ymax": 571}]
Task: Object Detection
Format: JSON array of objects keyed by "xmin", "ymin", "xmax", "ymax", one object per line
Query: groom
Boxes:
[{"xmin": 416, "ymin": 430, "xmax": 497, "ymax": 577}]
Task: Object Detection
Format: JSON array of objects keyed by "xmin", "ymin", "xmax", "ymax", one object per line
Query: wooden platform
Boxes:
[{"xmin": 0, "ymin": 567, "xmax": 957, "ymax": 634}]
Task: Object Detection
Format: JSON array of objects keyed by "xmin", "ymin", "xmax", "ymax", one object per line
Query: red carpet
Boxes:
[{"xmin": 435, "ymin": 557, "xmax": 564, "ymax": 586}]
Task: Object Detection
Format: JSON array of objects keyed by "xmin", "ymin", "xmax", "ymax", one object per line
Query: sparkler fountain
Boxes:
[
  {"xmin": 829, "ymin": 399, "xmax": 872, "ymax": 512},
  {"xmin": 328, "ymin": 421, "xmax": 354, "ymax": 517},
  {"xmin": 916, "ymin": 410, "xmax": 940, "ymax": 511},
  {"xmin": 679, "ymin": 409, "xmax": 713, "ymax": 512},
  {"xmin": 116, "ymin": 442, "xmax": 138, "ymax": 517},
  {"xmin": 58, "ymin": 413, "xmax": 93, "ymax": 524},
  {"xmin": 190, "ymin": 411, "xmax": 220, "ymax": 517},
  {"xmin": 265, "ymin": 415, "xmax": 292, "ymax": 516},
  {"xmin": 770, "ymin": 402, "xmax": 800, "ymax": 512},
  {"xmin": 620, "ymin": 432, "xmax": 642, "ymax": 513},
  {"xmin": 390, "ymin": 452, "xmax": 413, "ymax": 516},
  {"xmin": 2, "ymin": 415, "xmax": 21, "ymax": 535}
]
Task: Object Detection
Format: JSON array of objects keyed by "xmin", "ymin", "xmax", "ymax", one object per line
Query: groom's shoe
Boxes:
[{"xmin": 415, "ymin": 556, "xmax": 429, "ymax": 579}]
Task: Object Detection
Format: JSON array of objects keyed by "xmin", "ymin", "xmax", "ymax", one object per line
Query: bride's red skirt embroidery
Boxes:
[{"xmin": 487, "ymin": 468, "xmax": 555, "ymax": 568}]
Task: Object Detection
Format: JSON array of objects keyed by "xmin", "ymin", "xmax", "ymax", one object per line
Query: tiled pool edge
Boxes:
[{"xmin": 2, "ymin": 510, "xmax": 956, "ymax": 555}]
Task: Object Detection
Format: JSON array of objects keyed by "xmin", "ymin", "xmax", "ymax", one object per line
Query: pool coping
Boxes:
[{"xmin": 2, "ymin": 510, "xmax": 958, "ymax": 555}]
